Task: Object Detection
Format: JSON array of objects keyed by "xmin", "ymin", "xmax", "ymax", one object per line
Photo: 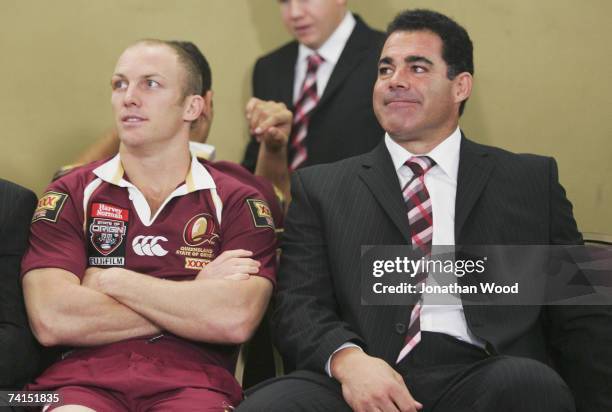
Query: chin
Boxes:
[
  {"xmin": 384, "ymin": 122, "xmax": 418, "ymax": 138},
  {"xmin": 296, "ymin": 33, "xmax": 320, "ymax": 50},
  {"xmin": 118, "ymin": 131, "xmax": 147, "ymax": 148}
]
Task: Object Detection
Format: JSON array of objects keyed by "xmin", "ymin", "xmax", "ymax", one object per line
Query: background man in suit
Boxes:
[
  {"xmin": 238, "ymin": 9, "xmax": 612, "ymax": 412},
  {"xmin": 0, "ymin": 179, "xmax": 39, "ymax": 391},
  {"xmin": 242, "ymin": 0, "xmax": 385, "ymax": 173}
]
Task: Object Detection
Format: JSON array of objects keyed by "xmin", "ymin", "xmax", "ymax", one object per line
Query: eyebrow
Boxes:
[
  {"xmin": 378, "ymin": 56, "xmax": 393, "ymax": 66},
  {"xmin": 111, "ymin": 73, "xmax": 165, "ymax": 79},
  {"xmin": 406, "ymin": 55, "xmax": 434, "ymax": 66},
  {"xmin": 378, "ymin": 55, "xmax": 434, "ymax": 66}
]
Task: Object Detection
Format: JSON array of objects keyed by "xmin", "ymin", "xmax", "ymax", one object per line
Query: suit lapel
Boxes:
[
  {"xmin": 358, "ymin": 142, "xmax": 412, "ymax": 243},
  {"xmin": 357, "ymin": 136, "xmax": 494, "ymax": 251},
  {"xmin": 455, "ymin": 136, "xmax": 495, "ymax": 240},
  {"xmin": 316, "ymin": 16, "xmax": 379, "ymax": 111},
  {"xmin": 277, "ymin": 43, "xmax": 298, "ymax": 109},
  {"xmin": 358, "ymin": 143, "xmax": 417, "ymax": 347}
]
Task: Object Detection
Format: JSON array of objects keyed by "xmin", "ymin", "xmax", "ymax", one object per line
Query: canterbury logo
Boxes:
[{"xmin": 132, "ymin": 236, "xmax": 168, "ymax": 257}]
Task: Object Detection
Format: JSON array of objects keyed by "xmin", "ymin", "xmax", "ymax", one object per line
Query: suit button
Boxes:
[{"xmin": 395, "ymin": 323, "xmax": 406, "ymax": 334}]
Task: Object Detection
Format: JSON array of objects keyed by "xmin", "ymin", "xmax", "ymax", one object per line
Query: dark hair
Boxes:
[
  {"xmin": 387, "ymin": 9, "xmax": 473, "ymax": 115},
  {"xmin": 170, "ymin": 41, "xmax": 212, "ymax": 96}
]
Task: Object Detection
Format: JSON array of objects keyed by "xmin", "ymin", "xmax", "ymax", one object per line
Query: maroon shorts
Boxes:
[{"xmin": 28, "ymin": 337, "xmax": 242, "ymax": 412}]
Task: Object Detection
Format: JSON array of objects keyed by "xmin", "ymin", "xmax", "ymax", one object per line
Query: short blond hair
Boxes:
[{"xmin": 133, "ymin": 39, "xmax": 203, "ymax": 99}]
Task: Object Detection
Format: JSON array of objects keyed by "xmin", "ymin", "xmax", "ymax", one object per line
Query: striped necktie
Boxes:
[
  {"xmin": 397, "ymin": 155, "xmax": 436, "ymax": 363},
  {"xmin": 289, "ymin": 53, "xmax": 324, "ymax": 171}
]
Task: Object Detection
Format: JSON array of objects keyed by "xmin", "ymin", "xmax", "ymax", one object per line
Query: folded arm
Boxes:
[
  {"xmin": 85, "ymin": 251, "xmax": 273, "ymax": 345},
  {"xmin": 22, "ymin": 268, "xmax": 161, "ymax": 347}
]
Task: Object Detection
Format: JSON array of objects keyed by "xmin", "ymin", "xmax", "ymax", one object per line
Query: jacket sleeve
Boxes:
[
  {"xmin": 544, "ymin": 157, "xmax": 612, "ymax": 412},
  {"xmin": 271, "ymin": 171, "xmax": 364, "ymax": 373},
  {"xmin": 0, "ymin": 184, "xmax": 40, "ymax": 388}
]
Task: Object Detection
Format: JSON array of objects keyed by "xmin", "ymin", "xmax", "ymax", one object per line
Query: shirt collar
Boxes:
[
  {"xmin": 384, "ymin": 126, "xmax": 461, "ymax": 183},
  {"xmin": 93, "ymin": 151, "xmax": 216, "ymax": 193},
  {"xmin": 297, "ymin": 11, "xmax": 355, "ymax": 66}
]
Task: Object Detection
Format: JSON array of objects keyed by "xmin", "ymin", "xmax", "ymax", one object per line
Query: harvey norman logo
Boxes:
[{"xmin": 92, "ymin": 203, "xmax": 129, "ymax": 221}]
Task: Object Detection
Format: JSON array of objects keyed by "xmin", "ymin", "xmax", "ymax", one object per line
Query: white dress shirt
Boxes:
[
  {"xmin": 293, "ymin": 12, "xmax": 356, "ymax": 102},
  {"xmin": 326, "ymin": 127, "xmax": 485, "ymax": 377},
  {"xmin": 385, "ymin": 128, "xmax": 485, "ymax": 349}
]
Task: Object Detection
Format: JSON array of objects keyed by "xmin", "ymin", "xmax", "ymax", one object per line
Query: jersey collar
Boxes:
[{"xmin": 93, "ymin": 152, "xmax": 216, "ymax": 194}]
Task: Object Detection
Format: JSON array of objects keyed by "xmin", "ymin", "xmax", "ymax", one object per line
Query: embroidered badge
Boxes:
[
  {"xmin": 247, "ymin": 199, "xmax": 274, "ymax": 229},
  {"xmin": 183, "ymin": 213, "xmax": 219, "ymax": 247},
  {"xmin": 32, "ymin": 191, "xmax": 68, "ymax": 223},
  {"xmin": 87, "ymin": 203, "xmax": 129, "ymax": 266}
]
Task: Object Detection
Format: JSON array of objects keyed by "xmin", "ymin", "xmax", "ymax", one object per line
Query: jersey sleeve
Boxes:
[
  {"xmin": 21, "ymin": 179, "xmax": 88, "ymax": 280},
  {"xmin": 219, "ymin": 188, "xmax": 277, "ymax": 287}
]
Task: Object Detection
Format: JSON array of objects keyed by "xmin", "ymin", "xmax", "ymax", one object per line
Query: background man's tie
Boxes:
[{"xmin": 289, "ymin": 53, "xmax": 324, "ymax": 171}]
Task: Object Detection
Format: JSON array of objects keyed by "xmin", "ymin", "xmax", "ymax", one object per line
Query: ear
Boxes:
[
  {"xmin": 183, "ymin": 94, "xmax": 205, "ymax": 122},
  {"xmin": 189, "ymin": 90, "xmax": 214, "ymax": 143},
  {"xmin": 452, "ymin": 72, "xmax": 473, "ymax": 105},
  {"xmin": 200, "ymin": 90, "xmax": 214, "ymax": 122}
]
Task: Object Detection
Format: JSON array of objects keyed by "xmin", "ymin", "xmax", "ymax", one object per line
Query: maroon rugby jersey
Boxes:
[{"xmin": 22, "ymin": 154, "xmax": 277, "ymax": 284}]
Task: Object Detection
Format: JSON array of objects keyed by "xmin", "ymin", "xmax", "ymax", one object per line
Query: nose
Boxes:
[
  {"xmin": 123, "ymin": 84, "xmax": 141, "ymax": 107},
  {"xmin": 288, "ymin": 0, "xmax": 304, "ymax": 19},
  {"xmin": 389, "ymin": 67, "xmax": 410, "ymax": 90}
]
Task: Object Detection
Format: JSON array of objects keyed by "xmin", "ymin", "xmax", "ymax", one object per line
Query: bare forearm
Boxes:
[
  {"xmin": 53, "ymin": 287, "xmax": 160, "ymax": 346},
  {"xmin": 100, "ymin": 269, "xmax": 271, "ymax": 344},
  {"xmin": 24, "ymin": 271, "xmax": 160, "ymax": 347},
  {"xmin": 255, "ymin": 144, "xmax": 291, "ymax": 207}
]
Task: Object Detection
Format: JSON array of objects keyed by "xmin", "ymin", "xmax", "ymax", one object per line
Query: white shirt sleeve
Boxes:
[{"xmin": 325, "ymin": 342, "xmax": 363, "ymax": 377}]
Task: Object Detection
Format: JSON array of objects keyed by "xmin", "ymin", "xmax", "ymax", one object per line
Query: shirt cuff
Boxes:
[{"xmin": 325, "ymin": 342, "xmax": 363, "ymax": 377}]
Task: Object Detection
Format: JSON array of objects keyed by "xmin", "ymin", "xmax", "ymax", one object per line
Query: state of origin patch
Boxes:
[{"xmin": 87, "ymin": 202, "xmax": 129, "ymax": 266}]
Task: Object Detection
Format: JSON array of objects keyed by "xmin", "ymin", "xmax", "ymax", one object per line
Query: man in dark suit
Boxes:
[
  {"xmin": 0, "ymin": 179, "xmax": 39, "ymax": 391},
  {"xmin": 238, "ymin": 9, "xmax": 612, "ymax": 412},
  {"xmin": 242, "ymin": 0, "xmax": 385, "ymax": 172}
]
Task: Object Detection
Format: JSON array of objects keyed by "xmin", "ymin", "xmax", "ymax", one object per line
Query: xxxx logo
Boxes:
[
  {"xmin": 185, "ymin": 257, "xmax": 210, "ymax": 270},
  {"xmin": 32, "ymin": 191, "xmax": 68, "ymax": 223},
  {"xmin": 38, "ymin": 195, "xmax": 60, "ymax": 209},
  {"xmin": 256, "ymin": 202, "xmax": 272, "ymax": 217}
]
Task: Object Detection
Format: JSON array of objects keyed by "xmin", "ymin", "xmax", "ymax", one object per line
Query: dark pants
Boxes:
[{"xmin": 236, "ymin": 332, "xmax": 574, "ymax": 412}]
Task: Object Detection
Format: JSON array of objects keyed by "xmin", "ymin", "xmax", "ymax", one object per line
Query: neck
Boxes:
[{"xmin": 119, "ymin": 137, "xmax": 191, "ymax": 215}]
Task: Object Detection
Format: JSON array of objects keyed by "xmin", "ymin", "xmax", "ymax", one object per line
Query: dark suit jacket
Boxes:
[
  {"xmin": 0, "ymin": 179, "xmax": 39, "ymax": 389},
  {"xmin": 242, "ymin": 15, "xmax": 385, "ymax": 171},
  {"xmin": 273, "ymin": 137, "xmax": 612, "ymax": 411}
]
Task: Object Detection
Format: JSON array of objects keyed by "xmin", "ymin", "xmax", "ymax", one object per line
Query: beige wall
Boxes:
[{"xmin": 0, "ymin": 0, "xmax": 609, "ymax": 233}]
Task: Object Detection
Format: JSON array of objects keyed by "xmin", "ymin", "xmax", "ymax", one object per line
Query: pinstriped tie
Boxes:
[
  {"xmin": 289, "ymin": 53, "xmax": 324, "ymax": 171},
  {"xmin": 397, "ymin": 156, "xmax": 436, "ymax": 363}
]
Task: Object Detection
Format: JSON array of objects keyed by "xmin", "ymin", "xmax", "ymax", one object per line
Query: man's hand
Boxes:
[
  {"xmin": 245, "ymin": 97, "xmax": 292, "ymax": 152},
  {"xmin": 331, "ymin": 347, "xmax": 423, "ymax": 412},
  {"xmin": 197, "ymin": 249, "xmax": 260, "ymax": 281}
]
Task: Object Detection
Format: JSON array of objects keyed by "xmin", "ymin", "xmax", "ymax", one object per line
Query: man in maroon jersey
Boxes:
[{"xmin": 21, "ymin": 39, "xmax": 278, "ymax": 411}]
